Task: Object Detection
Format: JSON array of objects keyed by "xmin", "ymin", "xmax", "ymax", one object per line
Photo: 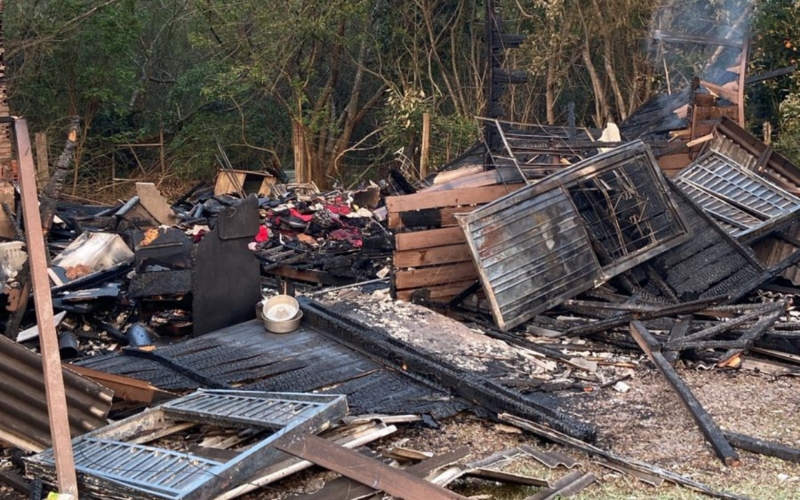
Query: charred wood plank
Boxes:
[
  {"xmin": 389, "ymin": 206, "xmax": 480, "ymax": 229},
  {"xmin": 275, "ymin": 435, "xmax": 470, "ymax": 500},
  {"xmin": 395, "ymin": 227, "xmax": 467, "ymax": 251},
  {"xmin": 722, "ymin": 431, "xmax": 800, "ymax": 463},
  {"xmin": 666, "ymin": 303, "xmax": 783, "ymax": 350},
  {"xmin": 0, "ymin": 471, "xmax": 30, "ymax": 495},
  {"xmin": 565, "ymin": 296, "xmax": 726, "ymax": 337},
  {"xmin": 395, "ymin": 280, "xmax": 478, "ymax": 302},
  {"xmin": 267, "ymin": 266, "xmax": 356, "ymax": 286},
  {"xmin": 390, "ymin": 168, "xmax": 417, "ymax": 194},
  {"xmin": 446, "ymin": 281, "xmax": 482, "ymax": 309},
  {"xmin": 629, "ymin": 321, "xmax": 740, "ymax": 467},
  {"xmin": 122, "ymin": 347, "xmax": 229, "ymax": 389},
  {"xmin": 664, "ymin": 316, "xmax": 693, "ymax": 363}
]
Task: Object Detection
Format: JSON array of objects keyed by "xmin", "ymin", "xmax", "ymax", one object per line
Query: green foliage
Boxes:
[
  {"xmin": 748, "ymin": 0, "xmax": 800, "ymax": 163},
  {"xmin": 3, "ymin": 0, "xmax": 800, "ymax": 197}
]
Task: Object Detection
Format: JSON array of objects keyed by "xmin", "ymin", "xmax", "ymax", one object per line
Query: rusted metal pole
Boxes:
[{"xmin": 14, "ymin": 118, "xmax": 79, "ymax": 497}]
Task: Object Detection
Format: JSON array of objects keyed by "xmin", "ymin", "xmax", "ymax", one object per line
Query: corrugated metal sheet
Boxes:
[
  {"xmin": 676, "ymin": 151, "xmax": 800, "ymax": 239},
  {"xmin": 0, "ymin": 335, "xmax": 113, "ymax": 451},
  {"xmin": 459, "ymin": 141, "xmax": 689, "ymax": 330},
  {"xmin": 705, "ymin": 118, "xmax": 800, "ymax": 284}
]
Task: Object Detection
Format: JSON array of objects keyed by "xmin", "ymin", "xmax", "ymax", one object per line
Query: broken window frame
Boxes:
[{"xmin": 457, "ymin": 141, "xmax": 690, "ymax": 330}]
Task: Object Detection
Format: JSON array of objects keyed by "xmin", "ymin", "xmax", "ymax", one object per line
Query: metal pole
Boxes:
[{"xmin": 14, "ymin": 118, "xmax": 79, "ymax": 497}]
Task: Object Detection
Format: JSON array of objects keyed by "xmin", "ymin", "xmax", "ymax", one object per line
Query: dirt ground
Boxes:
[
  {"xmin": 233, "ymin": 363, "xmax": 800, "ymax": 500},
  {"xmin": 1, "ymin": 358, "xmax": 797, "ymax": 500}
]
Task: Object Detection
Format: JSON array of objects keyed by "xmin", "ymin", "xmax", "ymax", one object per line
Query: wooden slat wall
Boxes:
[{"xmin": 388, "ymin": 183, "xmax": 524, "ymax": 303}]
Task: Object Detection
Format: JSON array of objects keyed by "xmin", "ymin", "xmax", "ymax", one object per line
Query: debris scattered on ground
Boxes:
[{"xmin": 1, "ymin": 3, "xmax": 800, "ymax": 500}]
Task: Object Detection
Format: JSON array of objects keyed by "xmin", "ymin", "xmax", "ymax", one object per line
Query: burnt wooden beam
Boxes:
[
  {"xmin": 446, "ymin": 280, "xmax": 482, "ymax": 308},
  {"xmin": 0, "ymin": 471, "xmax": 30, "ymax": 496},
  {"xmin": 629, "ymin": 321, "xmax": 740, "ymax": 467},
  {"xmin": 719, "ymin": 307, "xmax": 784, "ymax": 363},
  {"xmin": 745, "ymin": 65, "xmax": 796, "ymax": 85},
  {"xmin": 499, "ymin": 413, "xmax": 755, "ymax": 500},
  {"xmin": 275, "ymin": 435, "xmax": 470, "ymax": 500},
  {"xmin": 664, "ymin": 316, "xmax": 693, "ymax": 363},
  {"xmin": 122, "ymin": 347, "xmax": 229, "ymax": 389},
  {"xmin": 723, "ymin": 431, "xmax": 800, "ymax": 464},
  {"xmin": 664, "ymin": 304, "xmax": 779, "ymax": 349},
  {"xmin": 300, "ymin": 298, "xmax": 597, "ymax": 442},
  {"xmin": 390, "ymin": 168, "xmax": 417, "ymax": 194},
  {"xmin": 266, "ymin": 266, "xmax": 357, "ymax": 286},
  {"xmin": 565, "ymin": 296, "xmax": 726, "ymax": 337}
]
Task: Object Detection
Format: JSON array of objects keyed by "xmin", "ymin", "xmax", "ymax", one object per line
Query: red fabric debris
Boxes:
[
  {"xmin": 191, "ymin": 230, "xmax": 207, "ymax": 243},
  {"xmin": 328, "ymin": 228, "xmax": 363, "ymax": 247},
  {"xmin": 255, "ymin": 226, "xmax": 269, "ymax": 243},
  {"xmin": 326, "ymin": 204, "xmax": 351, "ymax": 215},
  {"xmin": 289, "ymin": 209, "xmax": 313, "ymax": 222}
]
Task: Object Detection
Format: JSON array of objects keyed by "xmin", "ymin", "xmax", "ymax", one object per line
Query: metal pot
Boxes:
[{"xmin": 257, "ymin": 295, "xmax": 303, "ymax": 333}]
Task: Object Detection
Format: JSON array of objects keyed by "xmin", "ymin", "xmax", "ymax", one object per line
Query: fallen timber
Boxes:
[
  {"xmin": 499, "ymin": 414, "xmax": 756, "ymax": 500},
  {"xmin": 629, "ymin": 321, "xmax": 740, "ymax": 467}
]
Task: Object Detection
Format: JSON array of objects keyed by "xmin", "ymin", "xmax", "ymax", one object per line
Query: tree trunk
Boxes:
[
  {"xmin": 578, "ymin": 4, "xmax": 609, "ymax": 127},
  {"xmin": 591, "ymin": 0, "xmax": 627, "ymax": 121},
  {"xmin": 292, "ymin": 119, "xmax": 310, "ymax": 184},
  {"xmin": 546, "ymin": 57, "xmax": 557, "ymax": 125}
]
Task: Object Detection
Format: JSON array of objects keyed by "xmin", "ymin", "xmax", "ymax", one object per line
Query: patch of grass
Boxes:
[
  {"xmin": 448, "ymin": 456, "xmax": 800, "ymax": 500},
  {"xmin": 453, "ymin": 478, "xmax": 800, "ymax": 500}
]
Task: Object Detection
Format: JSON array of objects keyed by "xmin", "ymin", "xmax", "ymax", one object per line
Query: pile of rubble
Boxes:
[
  {"xmin": 1, "ymin": 110, "xmax": 798, "ymax": 500},
  {"xmin": 1, "ymin": 12, "xmax": 800, "ymax": 499},
  {"xmin": 1, "ymin": 171, "xmax": 392, "ymax": 344}
]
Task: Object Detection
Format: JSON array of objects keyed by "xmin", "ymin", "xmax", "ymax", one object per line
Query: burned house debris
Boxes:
[{"xmin": 1, "ymin": 1, "xmax": 800, "ymax": 500}]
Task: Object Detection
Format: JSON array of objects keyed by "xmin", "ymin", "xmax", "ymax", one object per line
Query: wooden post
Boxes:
[
  {"xmin": 292, "ymin": 120, "xmax": 307, "ymax": 183},
  {"xmin": 14, "ymin": 118, "xmax": 79, "ymax": 497},
  {"xmin": 420, "ymin": 113, "xmax": 431, "ymax": 180},
  {"xmin": 763, "ymin": 122, "xmax": 772, "ymax": 145},
  {"xmin": 737, "ymin": 36, "xmax": 750, "ymax": 128},
  {"xmin": 159, "ymin": 121, "xmax": 166, "ymax": 177},
  {"xmin": 34, "ymin": 133, "xmax": 49, "ymax": 188}
]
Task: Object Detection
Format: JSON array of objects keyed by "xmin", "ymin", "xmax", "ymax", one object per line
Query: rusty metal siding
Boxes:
[
  {"xmin": 462, "ymin": 187, "xmax": 602, "ymax": 330},
  {"xmin": 0, "ymin": 335, "xmax": 113, "ymax": 451},
  {"xmin": 459, "ymin": 141, "xmax": 689, "ymax": 330}
]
